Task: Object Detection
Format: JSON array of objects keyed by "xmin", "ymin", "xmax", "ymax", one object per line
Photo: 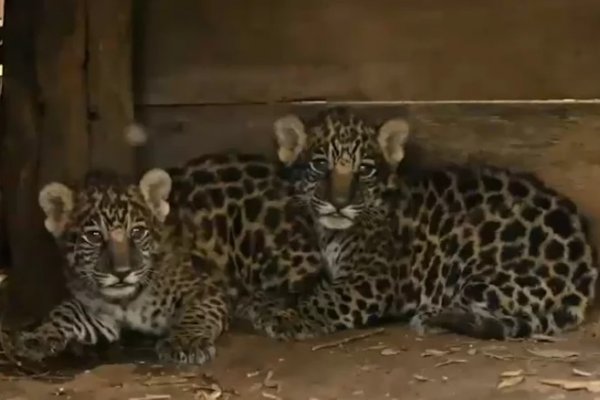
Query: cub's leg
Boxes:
[
  {"xmin": 8, "ymin": 299, "xmax": 118, "ymax": 362},
  {"xmin": 254, "ymin": 273, "xmax": 392, "ymax": 340},
  {"xmin": 155, "ymin": 288, "xmax": 229, "ymax": 365}
]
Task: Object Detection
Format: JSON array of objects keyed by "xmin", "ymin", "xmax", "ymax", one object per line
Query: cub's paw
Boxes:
[
  {"xmin": 155, "ymin": 335, "xmax": 216, "ymax": 365},
  {"xmin": 256, "ymin": 308, "xmax": 322, "ymax": 341},
  {"xmin": 10, "ymin": 331, "xmax": 66, "ymax": 362}
]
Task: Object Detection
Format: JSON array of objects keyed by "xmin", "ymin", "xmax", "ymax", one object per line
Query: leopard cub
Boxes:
[
  {"xmin": 254, "ymin": 108, "xmax": 599, "ymax": 341},
  {"xmin": 6, "ymin": 169, "xmax": 228, "ymax": 365}
]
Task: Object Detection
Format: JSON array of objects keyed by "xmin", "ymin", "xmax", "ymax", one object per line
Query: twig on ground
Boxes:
[
  {"xmin": 434, "ymin": 358, "xmax": 468, "ymax": 368},
  {"xmin": 311, "ymin": 328, "xmax": 385, "ymax": 351},
  {"xmin": 143, "ymin": 377, "xmax": 193, "ymax": 386},
  {"xmin": 129, "ymin": 395, "xmax": 172, "ymax": 400},
  {"xmin": 261, "ymin": 392, "xmax": 283, "ymax": 400},
  {"xmin": 482, "ymin": 351, "xmax": 514, "ymax": 361}
]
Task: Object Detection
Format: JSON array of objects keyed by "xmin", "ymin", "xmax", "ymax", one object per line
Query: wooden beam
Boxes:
[{"xmin": 87, "ymin": 0, "xmax": 135, "ymax": 175}]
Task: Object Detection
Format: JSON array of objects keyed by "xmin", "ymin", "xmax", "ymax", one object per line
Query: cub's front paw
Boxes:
[
  {"xmin": 256, "ymin": 308, "xmax": 322, "ymax": 341},
  {"xmin": 11, "ymin": 331, "xmax": 67, "ymax": 362},
  {"xmin": 155, "ymin": 335, "xmax": 216, "ymax": 365}
]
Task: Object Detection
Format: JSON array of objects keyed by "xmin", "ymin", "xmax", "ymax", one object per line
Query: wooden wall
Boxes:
[
  {"xmin": 136, "ymin": 0, "xmax": 600, "ymax": 104},
  {"xmin": 135, "ymin": 0, "xmax": 600, "ymax": 193},
  {"xmin": 134, "ymin": 0, "xmax": 600, "ymax": 252}
]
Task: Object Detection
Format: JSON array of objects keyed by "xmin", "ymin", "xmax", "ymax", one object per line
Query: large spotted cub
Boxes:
[{"xmin": 252, "ymin": 108, "xmax": 598, "ymax": 340}]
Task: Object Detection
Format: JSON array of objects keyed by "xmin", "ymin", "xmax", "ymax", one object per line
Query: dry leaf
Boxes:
[
  {"xmin": 360, "ymin": 364, "xmax": 377, "ymax": 371},
  {"xmin": 540, "ymin": 379, "xmax": 600, "ymax": 393},
  {"xmin": 526, "ymin": 348, "xmax": 579, "ymax": 360},
  {"xmin": 573, "ymin": 368, "xmax": 593, "ymax": 377},
  {"xmin": 421, "ymin": 349, "xmax": 449, "ymax": 357},
  {"xmin": 501, "ymin": 369, "xmax": 524, "ymax": 378},
  {"xmin": 263, "ymin": 371, "xmax": 281, "ymax": 392},
  {"xmin": 195, "ymin": 383, "xmax": 223, "ymax": 400},
  {"xmin": 364, "ymin": 344, "xmax": 387, "ymax": 351},
  {"xmin": 248, "ymin": 383, "xmax": 263, "ymax": 393},
  {"xmin": 381, "ymin": 348, "xmax": 402, "ymax": 356},
  {"xmin": 497, "ymin": 376, "xmax": 525, "ymax": 389},
  {"xmin": 413, "ymin": 374, "xmax": 432, "ymax": 382},
  {"xmin": 246, "ymin": 370, "xmax": 261, "ymax": 378},
  {"xmin": 261, "ymin": 392, "xmax": 283, "ymax": 400},
  {"xmin": 530, "ymin": 334, "xmax": 563, "ymax": 343}
]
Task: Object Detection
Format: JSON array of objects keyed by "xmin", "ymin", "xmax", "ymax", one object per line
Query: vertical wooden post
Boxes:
[
  {"xmin": 36, "ymin": 0, "xmax": 89, "ymax": 184},
  {"xmin": 0, "ymin": 0, "xmax": 134, "ymax": 324},
  {"xmin": 87, "ymin": 0, "xmax": 135, "ymax": 175},
  {"xmin": 1, "ymin": 0, "xmax": 83, "ymax": 323},
  {"xmin": 0, "ymin": 0, "xmax": 42, "ymax": 322}
]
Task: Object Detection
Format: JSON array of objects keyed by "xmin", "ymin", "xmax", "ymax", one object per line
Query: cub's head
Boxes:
[
  {"xmin": 38, "ymin": 168, "xmax": 172, "ymax": 300},
  {"xmin": 274, "ymin": 108, "xmax": 409, "ymax": 230}
]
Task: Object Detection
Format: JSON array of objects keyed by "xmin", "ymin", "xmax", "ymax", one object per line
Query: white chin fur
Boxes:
[
  {"xmin": 318, "ymin": 216, "xmax": 354, "ymax": 230},
  {"xmin": 101, "ymin": 285, "xmax": 137, "ymax": 298}
]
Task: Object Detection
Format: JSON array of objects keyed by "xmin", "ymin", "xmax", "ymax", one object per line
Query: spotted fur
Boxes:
[{"xmin": 166, "ymin": 154, "xmax": 324, "ymax": 322}]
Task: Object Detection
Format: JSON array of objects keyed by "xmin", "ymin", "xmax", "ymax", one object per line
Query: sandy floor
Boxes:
[{"xmin": 1, "ymin": 321, "xmax": 600, "ymax": 400}]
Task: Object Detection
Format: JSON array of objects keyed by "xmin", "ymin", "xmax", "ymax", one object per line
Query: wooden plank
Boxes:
[
  {"xmin": 87, "ymin": 0, "xmax": 135, "ymax": 174},
  {"xmin": 138, "ymin": 0, "xmax": 600, "ymax": 104},
  {"xmin": 0, "ymin": 0, "xmax": 88, "ymax": 325},
  {"xmin": 36, "ymin": 0, "xmax": 89, "ymax": 184},
  {"xmin": 139, "ymin": 102, "xmax": 600, "ymax": 248}
]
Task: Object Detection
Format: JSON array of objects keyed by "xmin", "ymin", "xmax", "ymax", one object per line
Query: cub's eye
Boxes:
[
  {"xmin": 309, "ymin": 158, "xmax": 329, "ymax": 173},
  {"xmin": 82, "ymin": 230, "xmax": 103, "ymax": 244},
  {"xmin": 358, "ymin": 163, "xmax": 377, "ymax": 178},
  {"xmin": 130, "ymin": 226, "xmax": 149, "ymax": 240}
]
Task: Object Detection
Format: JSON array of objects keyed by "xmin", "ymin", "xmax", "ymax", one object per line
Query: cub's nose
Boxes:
[
  {"xmin": 112, "ymin": 267, "xmax": 131, "ymax": 280},
  {"xmin": 330, "ymin": 193, "xmax": 351, "ymax": 210}
]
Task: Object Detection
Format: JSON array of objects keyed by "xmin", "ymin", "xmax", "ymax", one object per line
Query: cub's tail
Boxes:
[{"xmin": 427, "ymin": 305, "xmax": 583, "ymax": 340}]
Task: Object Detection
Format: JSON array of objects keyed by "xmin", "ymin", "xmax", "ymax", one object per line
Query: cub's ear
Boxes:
[
  {"xmin": 39, "ymin": 182, "xmax": 74, "ymax": 237},
  {"xmin": 378, "ymin": 118, "xmax": 410, "ymax": 167},
  {"xmin": 274, "ymin": 115, "xmax": 307, "ymax": 165},
  {"xmin": 139, "ymin": 169, "xmax": 172, "ymax": 222}
]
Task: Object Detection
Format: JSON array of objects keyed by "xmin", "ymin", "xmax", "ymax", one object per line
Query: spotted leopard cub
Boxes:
[
  {"xmin": 257, "ymin": 108, "xmax": 598, "ymax": 340},
  {"xmin": 7, "ymin": 169, "xmax": 227, "ymax": 364}
]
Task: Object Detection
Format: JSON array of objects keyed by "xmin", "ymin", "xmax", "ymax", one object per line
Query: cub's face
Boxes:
[
  {"xmin": 39, "ymin": 169, "xmax": 172, "ymax": 300},
  {"xmin": 274, "ymin": 109, "xmax": 410, "ymax": 230}
]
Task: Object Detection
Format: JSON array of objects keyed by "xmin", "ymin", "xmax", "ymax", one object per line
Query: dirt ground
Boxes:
[{"xmin": 1, "ymin": 321, "xmax": 600, "ymax": 400}]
